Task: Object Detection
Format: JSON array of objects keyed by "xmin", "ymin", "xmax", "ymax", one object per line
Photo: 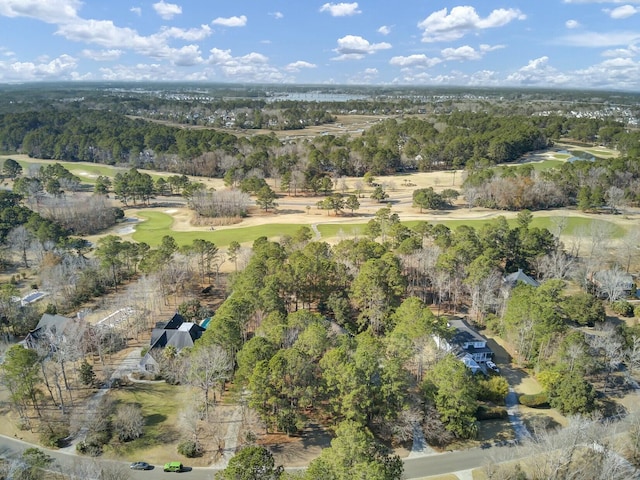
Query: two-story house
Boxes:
[{"xmin": 433, "ymin": 318, "xmax": 494, "ymax": 374}]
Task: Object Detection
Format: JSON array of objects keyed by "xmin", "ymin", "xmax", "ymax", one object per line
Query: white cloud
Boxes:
[
  {"xmin": 565, "ymin": 19, "xmax": 580, "ymax": 28},
  {"xmin": 169, "ymin": 44, "xmax": 203, "ymax": 66},
  {"xmin": 601, "ymin": 45, "xmax": 639, "ymax": 56},
  {"xmin": 332, "ymin": 35, "xmax": 391, "ymax": 60},
  {"xmin": 468, "ymin": 70, "xmax": 500, "ymax": 86},
  {"xmin": 348, "ymin": 67, "xmax": 379, "ymax": 84},
  {"xmin": 284, "ymin": 60, "xmax": 317, "ymax": 72},
  {"xmin": 0, "ymin": 0, "xmax": 80, "ymax": 23},
  {"xmin": 564, "ymin": 0, "xmax": 640, "ymax": 3},
  {"xmin": 270, "ymin": 11, "xmax": 283, "ymax": 20},
  {"xmin": 506, "ymin": 56, "xmax": 571, "ymax": 86},
  {"xmin": 152, "ymin": 1, "xmax": 181, "ymax": 20},
  {"xmin": 418, "ymin": 6, "xmax": 526, "ymax": 43},
  {"xmin": 159, "ymin": 25, "xmax": 211, "ymax": 41},
  {"xmin": 377, "ymin": 25, "xmax": 391, "ymax": 35},
  {"xmin": 389, "ymin": 54, "xmax": 441, "ymax": 68},
  {"xmin": 573, "ymin": 57, "xmax": 640, "ymax": 89},
  {"xmin": 81, "ymin": 49, "xmax": 123, "ymax": 61},
  {"xmin": 99, "ymin": 63, "xmax": 167, "ymax": 81},
  {"xmin": 441, "ymin": 44, "xmax": 503, "ymax": 61},
  {"xmin": 212, "ymin": 15, "xmax": 247, "ymax": 27},
  {"xmin": 130, "ymin": 7, "xmax": 141, "ymax": 16},
  {"xmin": 56, "ymin": 19, "xmax": 156, "ymax": 52},
  {"xmin": 0, "ymin": 54, "xmax": 77, "ymax": 82},
  {"xmin": 207, "ymin": 48, "xmax": 289, "ymax": 82},
  {"xmin": 319, "ymin": 2, "xmax": 361, "ymax": 17},
  {"xmin": 560, "ymin": 30, "xmax": 640, "ymax": 46},
  {"xmin": 607, "ymin": 5, "xmax": 639, "ymax": 18}
]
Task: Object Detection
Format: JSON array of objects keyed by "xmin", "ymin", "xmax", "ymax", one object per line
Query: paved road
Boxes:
[{"xmin": 0, "ymin": 433, "xmax": 515, "ymax": 480}]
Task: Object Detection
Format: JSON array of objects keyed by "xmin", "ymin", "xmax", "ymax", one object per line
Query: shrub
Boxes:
[
  {"xmin": 177, "ymin": 440, "xmax": 202, "ymax": 458},
  {"xmin": 76, "ymin": 440, "xmax": 103, "ymax": 457},
  {"xmin": 635, "ymin": 305, "xmax": 640, "ymax": 318},
  {"xmin": 536, "ymin": 370, "xmax": 562, "ymax": 391},
  {"xmin": 40, "ymin": 425, "xmax": 69, "ymax": 448},
  {"xmin": 477, "ymin": 376, "xmax": 509, "ymax": 404},
  {"xmin": 611, "ymin": 300, "xmax": 634, "ymax": 317},
  {"xmin": 519, "ymin": 392, "xmax": 549, "ymax": 408}
]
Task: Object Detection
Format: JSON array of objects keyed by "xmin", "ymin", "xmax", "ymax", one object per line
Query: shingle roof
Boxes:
[
  {"xmin": 504, "ymin": 269, "xmax": 539, "ymax": 288},
  {"xmin": 148, "ymin": 316, "xmax": 205, "ymax": 351}
]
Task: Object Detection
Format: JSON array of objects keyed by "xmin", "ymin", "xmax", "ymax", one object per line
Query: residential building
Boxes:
[{"xmin": 139, "ymin": 313, "xmax": 205, "ymax": 372}]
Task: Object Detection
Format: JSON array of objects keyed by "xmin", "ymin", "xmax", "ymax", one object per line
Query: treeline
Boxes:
[
  {"xmin": 463, "ymin": 154, "xmax": 640, "ymax": 210},
  {"xmin": 3, "ymin": 106, "xmax": 640, "ymax": 197}
]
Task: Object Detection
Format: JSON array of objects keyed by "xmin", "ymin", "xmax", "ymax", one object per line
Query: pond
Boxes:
[{"xmin": 556, "ymin": 149, "xmax": 596, "ymax": 163}]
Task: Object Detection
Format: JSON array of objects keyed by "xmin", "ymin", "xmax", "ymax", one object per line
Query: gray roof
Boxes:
[
  {"xmin": 504, "ymin": 269, "xmax": 539, "ymax": 288},
  {"xmin": 149, "ymin": 315, "xmax": 205, "ymax": 351},
  {"xmin": 28, "ymin": 314, "xmax": 75, "ymax": 339},
  {"xmin": 25, "ymin": 313, "xmax": 83, "ymax": 348}
]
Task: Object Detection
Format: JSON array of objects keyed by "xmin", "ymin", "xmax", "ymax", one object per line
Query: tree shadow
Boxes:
[
  {"xmin": 485, "ymin": 338, "xmax": 512, "ymax": 365},
  {"xmin": 145, "ymin": 413, "xmax": 167, "ymax": 427}
]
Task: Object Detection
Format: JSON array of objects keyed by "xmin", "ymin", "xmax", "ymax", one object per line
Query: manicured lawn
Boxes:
[
  {"xmin": 9, "ymin": 156, "xmax": 169, "ymax": 184},
  {"xmin": 527, "ymin": 159, "xmax": 564, "ymax": 171},
  {"xmin": 133, "ymin": 211, "xmax": 307, "ymax": 247},
  {"xmin": 106, "ymin": 382, "xmax": 184, "ymax": 457},
  {"xmin": 319, "ymin": 215, "xmax": 626, "ymax": 240}
]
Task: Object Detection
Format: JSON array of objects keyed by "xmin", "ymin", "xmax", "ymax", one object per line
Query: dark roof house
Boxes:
[
  {"xmin": 504, "ymin": 269, "xmax": 539, "ymax": 288},
  {"xmin": 24, "ymin": 313, "xmax": 81, "ymax": 349},
  {"xmin": 140, "ymin": 313, "xmax": 206, "ymax": 372}
]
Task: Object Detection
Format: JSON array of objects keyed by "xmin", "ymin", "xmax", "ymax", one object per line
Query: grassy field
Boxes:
[
  {"xmin": 133, "ymin": 211, "xmax": 308, "ymax": 247},
  {"xmin": 496, "ymin": 159, "xmax": 564, "ymax": 172},
  {"xmin": 105, "ymin": 382, "xmax": 184, "ymax": 459},
  {"xmin": 2, "ymin": 155, "xmax": 171, "ymax": 185},
  {"xmin": 132, "ymin": 210, "xmax": 628, "ymax": 248},
  {"xmin": 318, "ymin": 215, "xmax": 627, "ymax": 240}
]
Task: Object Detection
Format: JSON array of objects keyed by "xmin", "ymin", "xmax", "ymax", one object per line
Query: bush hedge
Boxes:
[
  {"xmin": 519, "ymin": 392, "xmax": 549, "ymax": 408},
  {"xmin": 611, "ymin": 300, "xmax": 634, "ymax": 317},
  {"xmin": 177, "ymin": 440, "xmax": 202, "ymax": 458}
]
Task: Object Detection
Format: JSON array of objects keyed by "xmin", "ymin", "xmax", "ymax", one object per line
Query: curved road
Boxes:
[{"xmin": 0, "ymin": 433, "xmax": 515, "ymax": 479}]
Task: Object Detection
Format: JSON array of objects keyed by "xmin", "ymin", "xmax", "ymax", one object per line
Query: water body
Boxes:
[
  {"xmin": 266, "ymin": 92, "xmax": 370, "ymax": 103},
  {"xmin": 557, "ymin": 149, "xmax": 596, "ymax": 163}
]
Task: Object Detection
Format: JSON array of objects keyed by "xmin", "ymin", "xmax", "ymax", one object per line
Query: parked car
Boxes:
[
  {"xmin": 486, "ymin": 361, "xmax": 500, "ymax": 373},
  {"xmin": 163, "ymin": 462, "xmax": 183, "ymax": 472},
  {"xmin": 130, "ymin": 461, "xmax": 151, "ymax": 470}
]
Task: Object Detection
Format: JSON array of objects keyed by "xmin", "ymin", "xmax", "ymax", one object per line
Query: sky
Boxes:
[{"xmin": 0, "ymin": 1, "xmax": 639, "ymax": 90}]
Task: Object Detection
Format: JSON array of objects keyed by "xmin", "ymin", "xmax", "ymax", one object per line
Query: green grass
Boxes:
[
  {"xmin": 319, "ymin": 215, "xmax": 626, "ymax": 240},
  {"xmin": 132, "ymin": 211, "xmax": 308, "ymax": 247},
  {"xmin": 106, "ymin": 382, "xmax": 183, "ymax": 457},
  {"xmin": 528, "ymin": 159, "xmax": 564, "ymax": 171},
  {"xmin": 131, "ymin": 210, "xmax": 627, "ymax": 248},
  {"xmin": 9, "ymin": 157, "xmax": 170, "ymax": 185}
]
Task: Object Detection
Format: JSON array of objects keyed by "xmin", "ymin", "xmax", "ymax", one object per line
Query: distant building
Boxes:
[
  {"xmin": 503, "ymin": 269, "xmax": 539, "ymax": 288},
  {"xmin": 139, "ymin": 313, "xmax": 206, "ymax": 373},
  {"xmin": 589, "ymin": 269, "xmax": 635, "ymax": 299}
]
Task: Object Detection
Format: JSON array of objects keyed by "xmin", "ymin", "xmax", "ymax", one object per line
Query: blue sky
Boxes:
[{"xmin": 0, "ymin": 1, "xmax": 639, "ymax": 90}]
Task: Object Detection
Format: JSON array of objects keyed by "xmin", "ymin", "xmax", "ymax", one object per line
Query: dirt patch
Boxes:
[{"xmin": 257, "ymin": 424, "xmax": 333, "ymax": 467}]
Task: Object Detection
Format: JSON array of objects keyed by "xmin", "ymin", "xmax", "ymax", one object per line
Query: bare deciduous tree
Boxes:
[
  {"xmin": 7, "ymin": 226, "xmax": 33, "ymax": 268},
  {"xmin": 113, "ymin": 403, "xmax": 144, "ymax": 442},
  {"xmin": 593, "ymin": 266, "xmax": 630, "ymax": 303},
  {"xmin": 486, "ymin": 416, "xmax": 634, "ymax": 480},
  {"xmin": 187, "ymin": 346, "xmax": 233, "ymax": 419}
]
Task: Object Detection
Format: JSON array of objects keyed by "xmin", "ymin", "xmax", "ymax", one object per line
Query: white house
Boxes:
[{"xmin": 433, "ymin": 318, "xmax": 493, "ymax": 372}]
